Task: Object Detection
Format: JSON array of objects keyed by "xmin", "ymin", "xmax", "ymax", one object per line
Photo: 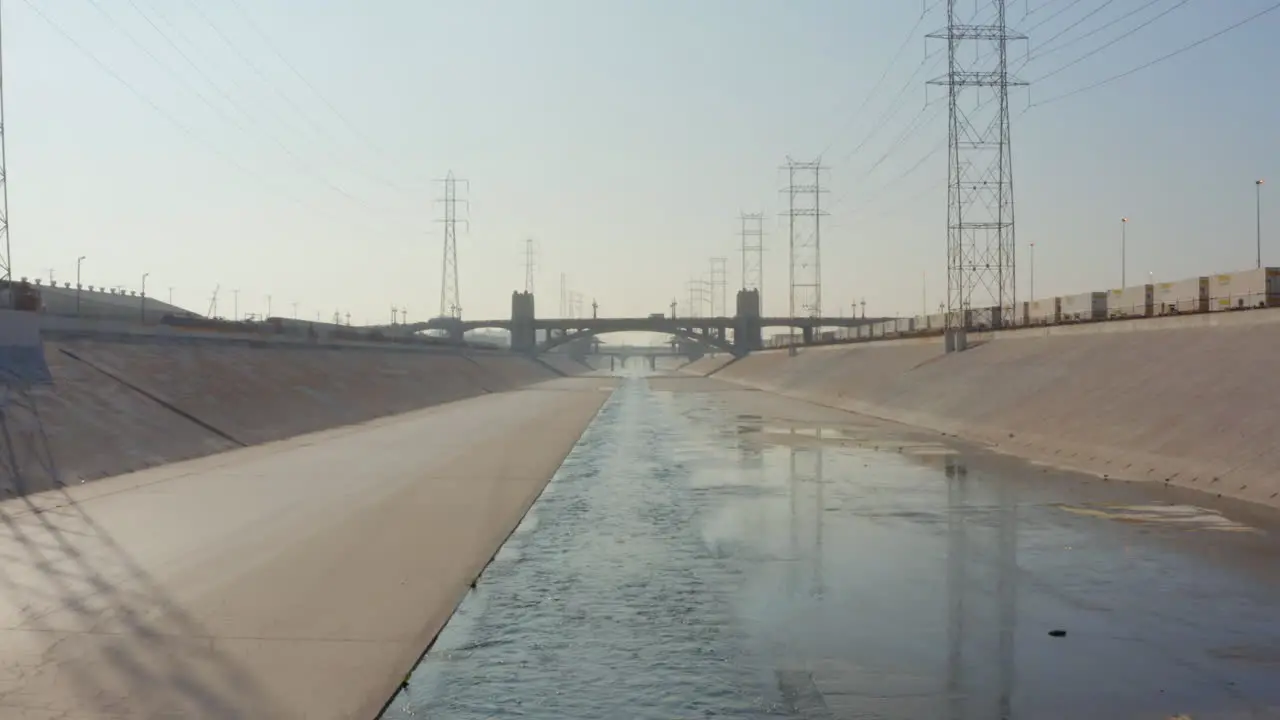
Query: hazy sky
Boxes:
[{"xmin": 7, "ymin": 0, "xmax": 1279, "ymax": 324}]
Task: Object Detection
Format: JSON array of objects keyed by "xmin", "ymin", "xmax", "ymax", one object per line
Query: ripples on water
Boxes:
[
  {"xmin": 385, "ymin": 377, "xmax": 793, "ymax": 719},
  {"xmin": 382, "ymin": 373, "xmax": 1280, "ymax": 720}
]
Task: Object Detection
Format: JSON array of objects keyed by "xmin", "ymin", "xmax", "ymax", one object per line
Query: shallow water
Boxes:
[{"xmin": 382, "ymin": 372, "xmax": 1280, "ymax": 719}]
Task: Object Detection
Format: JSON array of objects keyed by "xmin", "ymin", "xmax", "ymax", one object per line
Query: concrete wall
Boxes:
[
  {"xmin": 715, "ymin": 308, "xmax": 1280, "ymax": 509},
  {"xmin": 1, "ymin": 337, "xmax": 576, "ymax": 496}
]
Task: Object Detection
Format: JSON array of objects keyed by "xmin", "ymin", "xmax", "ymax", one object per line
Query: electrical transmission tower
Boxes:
[
  {"xmin": 436, "ymin": 171, "xmax": 469, "ymax": 319},
  {"xmin": 709, "ymin": 257, "xmax": 728, "ymax": 317},
  {"xmin": 523, "ymin": 238, "xmax": 537, "ymax": 293},
  {"xmin": 740, "ymin": 212, "xmax": 764, "ymax": 301},
  {"xmin": 928, "ymin": 1, "xmax": 1025, "ymax": 330},
  {"xmin": 781, "ymin": 158, "xmax": 828, "ymax": 333}
]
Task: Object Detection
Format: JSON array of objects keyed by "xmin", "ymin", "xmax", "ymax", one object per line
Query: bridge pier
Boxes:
[
  {"xmin": 734, "ymin": 289, "xmax": 763, "ymax": 354},
  {"xmin": 511, "ymin": 291, "xmax": 536, "ymax": 353}
]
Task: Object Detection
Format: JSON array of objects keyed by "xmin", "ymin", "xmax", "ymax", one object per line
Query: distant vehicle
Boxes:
[{"xmin": 648, "ymin": 312, "xmax": 665, "ymax": 319}]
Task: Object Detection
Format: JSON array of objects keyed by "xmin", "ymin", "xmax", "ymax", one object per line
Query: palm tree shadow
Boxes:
[{"xmin": 0, "ymin": 369, "xmax": 285, "ymax": 717}]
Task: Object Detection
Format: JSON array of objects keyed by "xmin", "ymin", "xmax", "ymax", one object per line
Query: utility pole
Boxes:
[
  {"xmin": 524, "ymin": 237, "xmax": 536, "ymax": 293},
  {"xmin": 1257, "ymin": 179, "xmax": 1265, "ymax": 269},
  {"xmin": 436, "ymin": 171, "xmax": 469, "ymax": 319},
  {"xmin": 670, "ymin": 298, "xmax": 677, "ymax": 319},
  {"xmin": 267, "ymin": 294, "xmax": 272, "ymax": 318},
  {"xmin": 739, "ymin": 212, "xmax": 764, "ymax": 302},
  {"xmin": 1121, "ymin": 217, "xmax": 1128, "ymax": 288},
  {"xmin": 168, "ymin": 287, "xmax": 173, "ymax": 305},
  {"xmin": 233, "ymin": 288, "xmax": 239, "ymax": 321},
  {"xmin": 592, "ymin": 299, "xmax": 598, "ymax": 319},
  {"xmin": 0, "ymin": 3, "xmax": 11, "ymax": 307},
  {"xmin": 76, "ymin": 256, "xmax": 85, "ymax": 316},
  {"xmin": 929, "ymin": 0, "xmax": 1025, "ymax": 333},
  {"xmin": 1029, "ymin": 242, "xmax": 1035, "ymax": 299},
  {"xmin": 140, "ymin": 272, "xmax": 149, "ymax": 323},
  {"xmin": 292, "ymin": 301, "xmax": 298, "ymax": 319},
  {"xmin": 780, "ymin": 157, "xmax": 828, "ymax": 347}
]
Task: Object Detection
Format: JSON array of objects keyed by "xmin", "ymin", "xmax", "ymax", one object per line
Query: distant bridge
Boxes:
[
  {"xmin": 377, "ymin": 289, "xmax": 888, "ymax": 357},
  {"xmin": 416, "ymin": 314, "xmax": 887, "ymax": 356}
]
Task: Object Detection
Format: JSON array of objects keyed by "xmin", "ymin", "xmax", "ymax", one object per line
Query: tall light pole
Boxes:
[
  {"xmin": 1257, "ymin": 179, "xmax": 1265, "ymax": 269},
  {"xmin": 1029, "ymin": 242, "xmax": 1035, "ymax": 300},
  {"xmin": 140, "ymin": 272, "xmax": 149, "ymax": 323},
  {"xmin": 267, "ymin": 294, "xmax": 272, "ymax": 318},
  {"xmin": 76, "ymin": 255, "xmax": 85, "ymax": 316},
  {"xmin": 233, "ymin": 289, "xmax": 239, "ymax": 321},
  {"xmin": 1120, "ymin": 217, "xmax": 1128, "ymax": 288}
]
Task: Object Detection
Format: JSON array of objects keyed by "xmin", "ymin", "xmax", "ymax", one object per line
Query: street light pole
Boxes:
[
  {"xmin": 1257, "ymin": 179, "xmax": 1265, "ymax": 269},
  {"xmin": 1121, "ymin": 217, "xmax": 1128, "ymax": 288},
  {"xmin": 1029, "ymin": 242, "xmax": 1035, "ymax": 300},
  {"xmin": 140, "ymin": 272, "xmax": 149, "ymax": 323},
  {"xmin": 76, "ymin": 255, "xmax": 85, "ymax": 316}
]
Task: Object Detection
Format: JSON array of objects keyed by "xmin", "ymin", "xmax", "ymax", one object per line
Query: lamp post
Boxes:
[
  {"xmin": 1257, "ymin": 179, "xmax": 1265, "ymax": 269},
  {"xmin": 1120, "ymin": 217, "xmax": 1128, "ymax": 288},
  {"xmin": 1029, "ymin": 242, "xmax": 1035, "ymax": 300},
  {"xmin": 140, "ymin": 272, "xmax": 149, "ymax": 323},
  {"xmin": 75, "ymin": 255, "xmax": 85, "ymax": 316}
]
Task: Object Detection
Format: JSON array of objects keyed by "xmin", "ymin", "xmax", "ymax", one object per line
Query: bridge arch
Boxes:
[{"xmin": 540, "ymin": 326, "xmax": 736, "ymax": 356}]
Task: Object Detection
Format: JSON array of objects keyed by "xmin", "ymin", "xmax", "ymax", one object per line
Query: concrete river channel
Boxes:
[{"xmin": 382, "ymin": 369, "xmax": 1280, "ymax": 720}]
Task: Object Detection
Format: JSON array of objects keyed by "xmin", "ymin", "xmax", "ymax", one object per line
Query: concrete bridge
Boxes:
[{"xmin": 412, "ymin": 289, "xmax": 888, "ymax": 356}]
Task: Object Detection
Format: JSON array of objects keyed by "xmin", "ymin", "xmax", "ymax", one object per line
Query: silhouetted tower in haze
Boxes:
[
  {"xmin": 928, "ymin": 0, "xmax": 1025, "ymax": 329},
  {"xmin": 781, "ymin": 158, "xmax": 828, "ymax": 341},
  {"xmin": 739, "ymin": 212, "xmax": 764, "ymax": 305},
  {"xmin": 709, "ymin": 257, "xmax": 728, "ymax": 317},
  {"xmin": 524, "ymin": 238, "xmax": 536, "ymax": 294},
  {"xmin": 436, "ymin": 171, "xmax": 468, "ymax": 319}
]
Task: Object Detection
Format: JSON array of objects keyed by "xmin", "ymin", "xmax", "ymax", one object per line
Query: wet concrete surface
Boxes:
[{"xmin": 383, "ymin": 372, "xmax": 1280, "ymax": 719}]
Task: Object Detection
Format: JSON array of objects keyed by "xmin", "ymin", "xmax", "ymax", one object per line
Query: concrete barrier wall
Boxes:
[
  {"xmin": 0, "ymin": 337, "xmax": 574, "ymax": 495},
  {"xmin": 717, "ymin": 311, "xmax": 1280, "ymax": 508}
]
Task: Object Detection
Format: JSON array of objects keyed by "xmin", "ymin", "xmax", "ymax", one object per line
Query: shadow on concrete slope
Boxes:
[{"xmin": 0, "ymin": 373, "xmax": 280, "ymax": 717}]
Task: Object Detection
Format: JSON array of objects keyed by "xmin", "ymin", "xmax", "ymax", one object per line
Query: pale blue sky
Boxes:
[{"xmin": 7, "ymin": 0, "xmax": 1278, "ymax": 323}]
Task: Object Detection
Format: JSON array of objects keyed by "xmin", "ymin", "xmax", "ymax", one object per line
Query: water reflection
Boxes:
[{"xmin": 385, "ymin": 376, "xmax": 1280, "ymax": 720}]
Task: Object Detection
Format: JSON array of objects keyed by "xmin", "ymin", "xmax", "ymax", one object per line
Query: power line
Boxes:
[
  {"xmin": 22, "ymin": 0, "xmax": 407, "ymax": 237},
  {"xmin": 1031, "ymin": 0, "xmax": 1197, "ymax": 83},
  {"xmin": 177, "ymin": 0, "xmax": 415, "ymax": 199},
  {"xmin": 222, "ymin": 0, "xmax": 431, "ymax": 193},
  {"xmin": 818, "ymin": 0, "xmax": 943, "ymax": 159},
  {"xmin": 1022, "ymin": 0, "xmax": 1087, "ymax": 34},
  {"xmin": 86, "ymin": 0, "xmax": 377, "ymax": 209},
  {"xmin": 1031, "ymin": 0, "xmax": 1118, "ymax": 52},
  {"xmin": 1033, "ymin": 1, "xmax": 1280, "ymax": 106},
  {"xmin": 1032, "ymin": 0, "xmax": 1166, "ymax": 59}
]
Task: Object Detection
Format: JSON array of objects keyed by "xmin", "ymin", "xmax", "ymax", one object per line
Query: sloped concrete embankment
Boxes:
[
  {"xmin": 677, "ymin": 354, "xmax": 736, "ymax": 376},
  {"xmin": 1, "ymin": 338, "xmax": 575, "ymax": 495},
  {"xmin": 716, "ymin": 317, "xmax": 1280, "ymax": 508}
]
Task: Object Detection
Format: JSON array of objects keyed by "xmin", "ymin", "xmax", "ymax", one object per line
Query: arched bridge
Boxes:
[{"xmin": 418, "ymin": 315, "xmax": 888, "ymax": 356}]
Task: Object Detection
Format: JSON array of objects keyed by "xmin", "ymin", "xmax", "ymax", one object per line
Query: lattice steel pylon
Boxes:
[
  {"xmin": 523, "ymin": 237, "xmax": 536, "ymax": 293},
  {"xmin": 709, "ymin": 257, "xmax": 727, "ymax": 317},
  {"xmin": 928, "ymin": 1, "xmax": 1025, "ymax": 330},
  {"xmin": 436, "ymin": 171, "xmax": 469, "ymax": 319},
  {"xmin": 781, "ymin": 158, "xmax": 828, "ymax": 336},
  {"xmin": 739, "ymin": 212, "xmax": 764, "ymax": 302}
]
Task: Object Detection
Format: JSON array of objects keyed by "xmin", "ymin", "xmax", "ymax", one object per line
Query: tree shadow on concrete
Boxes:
[{"xmin": 0, "ymin": 371, "xmax": 283, "ymax": 717}]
